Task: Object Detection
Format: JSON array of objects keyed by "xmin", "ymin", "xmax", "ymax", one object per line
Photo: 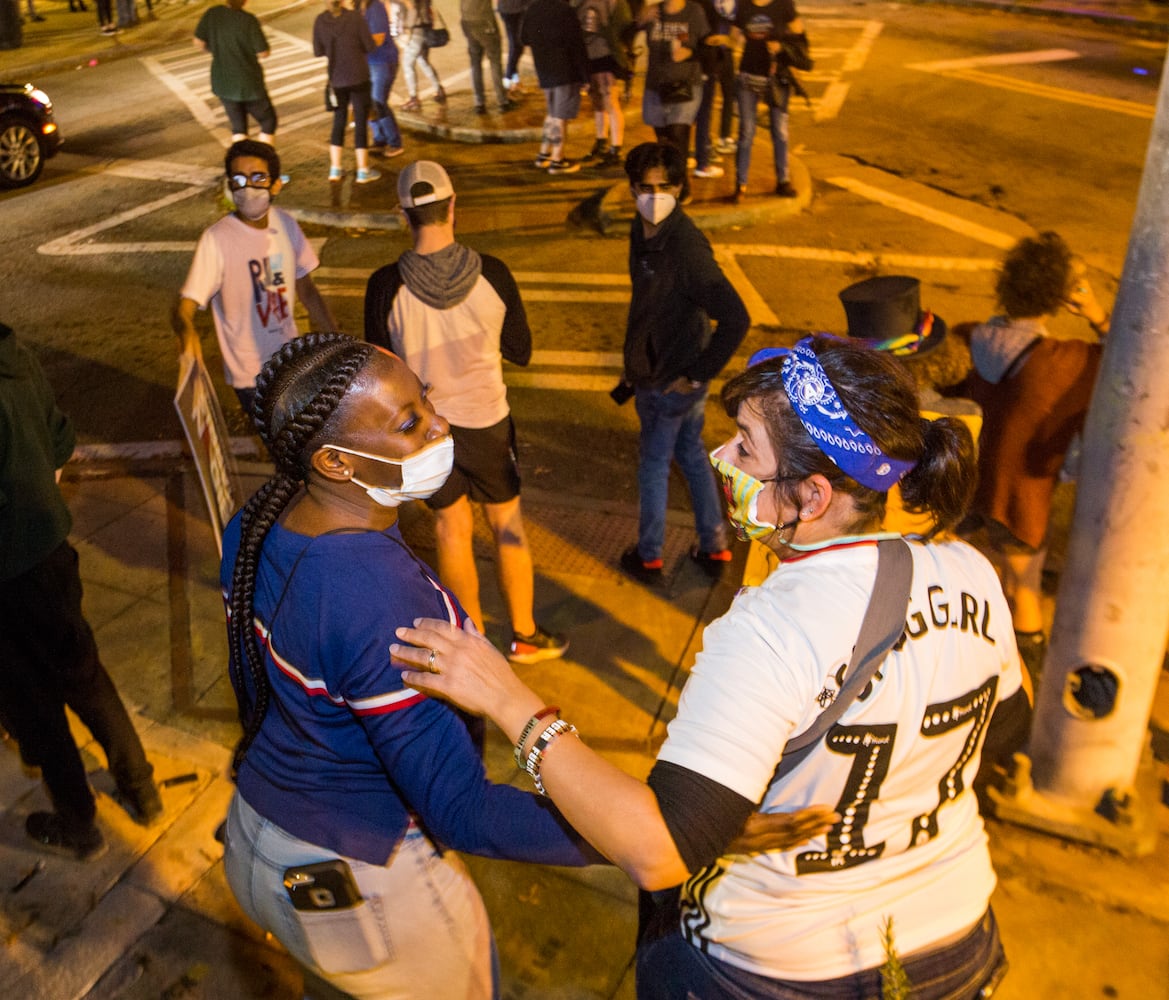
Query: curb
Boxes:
[{"xmin": 396, "ymin": 111, "xmax": 543, "ymax": 145}]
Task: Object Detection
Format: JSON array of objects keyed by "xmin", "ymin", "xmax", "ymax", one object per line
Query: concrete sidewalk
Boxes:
[{"xmin": 0, "ymin": 453, "xmax": 1164, "ymax": 998}]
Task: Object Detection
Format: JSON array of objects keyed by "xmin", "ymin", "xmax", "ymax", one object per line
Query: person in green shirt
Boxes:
[{"xmin": 194, "ymin": 0, "xmax": 278, "ymax": 144}]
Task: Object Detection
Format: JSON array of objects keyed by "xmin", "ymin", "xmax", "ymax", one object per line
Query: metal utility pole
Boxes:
[{"xmin": 989, "ymin": 52, "xmax": 1169, "ymax": 857}]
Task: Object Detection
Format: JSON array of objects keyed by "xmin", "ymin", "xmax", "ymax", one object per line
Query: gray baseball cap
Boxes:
[{"xmin": 398, "ymin": 160, "xmax": 454, "ymax": 208}]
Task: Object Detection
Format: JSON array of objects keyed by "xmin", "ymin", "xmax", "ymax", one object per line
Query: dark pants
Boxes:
[
  {"xmin": 0, "ymin": 541, "xmax": 154, "ymax": 833},
  {"xmin": 221, "ymin": 93, "xmax": 277, "ymax": 137},
  {"xmin": 500, "ymin": 10, "xmax": 524, "ymax": 81},
  {"xmin": 636, "ymin": 909, "xmax": 1007, "ymax": 1000},
  {"xmin": 331, "ymin": 80, "xmax": 371, "ymax": 147}
]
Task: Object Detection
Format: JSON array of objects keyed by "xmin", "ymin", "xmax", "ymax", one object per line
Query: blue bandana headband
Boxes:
[{"xmin": 748, "ymin": 337, "xmax": 916, "ymax": 491}]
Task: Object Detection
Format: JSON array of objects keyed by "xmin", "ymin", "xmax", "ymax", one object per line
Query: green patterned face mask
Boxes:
[{"xmin": 709, "ymin": 446, "xmax": 794, "ymax": 543}]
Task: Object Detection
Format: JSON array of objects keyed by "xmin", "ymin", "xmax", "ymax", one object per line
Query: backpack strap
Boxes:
[{"xmin": 772, "ymin": 538, "xmax": 913, "ymax": 782}]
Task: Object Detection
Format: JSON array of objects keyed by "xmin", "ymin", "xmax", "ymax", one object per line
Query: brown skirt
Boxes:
[{"xmin": 965, "ymin": 336, "xmax": 1101, "ymax": 550}]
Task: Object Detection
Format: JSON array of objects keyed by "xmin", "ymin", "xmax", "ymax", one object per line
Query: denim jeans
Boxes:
[
  {"xmin": 224, "ymin": 792, "xmax": 499, "ymax": 999},
  {"xmin": 634, "ymin": 385, "xmax": 727, "ymax": 562},
  {"xmin": 636, "ymin": 910, "xmax": 1007, "ymax": 1000},
  {"xmin": 368, "ymin": 57, "xmax": 402, "ymax": 147},
  {"xmin": 735, "ymin": 75, "xmax": 790, "ymax": 186},
  {"xmin": 694, "ymin": 47, "xmax": 735, "ymax": 168}
]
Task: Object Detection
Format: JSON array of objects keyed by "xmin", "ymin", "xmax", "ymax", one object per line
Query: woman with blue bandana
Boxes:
[{"xmin": 392, "ymin": 334, "xmax": 1032, "ymax": 1000}]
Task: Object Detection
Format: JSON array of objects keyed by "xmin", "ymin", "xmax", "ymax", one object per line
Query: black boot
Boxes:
[{"xmin": 26, "ymin": 811, "xmax": 107, "ymax": 862}]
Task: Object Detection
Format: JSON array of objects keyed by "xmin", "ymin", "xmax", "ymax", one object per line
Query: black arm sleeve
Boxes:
[
  {"xmin": 647, "ymin": 759, "xmax": 755, "ymax": 873},
  {"xmin": 974, "ymin": 685, "xmax": 1032, "ymax": 796},
  {"xmin": 362, "ymin": 264, "xmax": 403, "ymax": 348},
  {"xmin": 481, "ymin": 255, "xmax": 533, "ymax": 366}
]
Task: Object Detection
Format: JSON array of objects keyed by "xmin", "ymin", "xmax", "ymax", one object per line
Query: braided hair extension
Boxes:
[{"xmin": 227, "ymin": 333, "xmax": 376, "ymax": 775}]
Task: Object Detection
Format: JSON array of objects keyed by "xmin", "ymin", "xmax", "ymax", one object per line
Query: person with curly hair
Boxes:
[
  {"xmin": 219, "ymin": 334, "xmax": 598, "ymax": 997},
  {"xmin": 962, "ymin": 231, "xmax": 1110, "ymax": 680}
]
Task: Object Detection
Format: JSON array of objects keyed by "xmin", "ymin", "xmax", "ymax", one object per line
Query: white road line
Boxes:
[
  {"xmin": 815, "ymin": 80, "xmax": 851, "ymax": 122},
  {"xmin": 940, "ymin": 68, "xmax": 1154, "ymax": 119},
  {"xmin": 907, "ymin": 48, "xmax": 1152, "ymax": 119},
  {"xmin": 141, "ymin": 54, "xmax": 223, "ymax": 136},
  {"xmin": 840, "ymin": 19, "xmax": 883, "ymax": 73},
  {"xmin": 723, "ymin": 244, "xmax": 1000, "ymax": 270},
  {"xmin": 908, "ymin": 49, "xmax": 1081, "ymax": 73},
  {"xmin": 825, "ymin": 177, "xmax": 1018, "ymax": 249},
  {"xmin": 38, "ymin": 186, "xmax": 206, "ymax": 256},
  {"xmin": 714, "ymin": 248, "xmax": 781, "ymax": 326},
  {"xmin": 530, "ymin": 350, "xmax": 624, "ymax": 367}
]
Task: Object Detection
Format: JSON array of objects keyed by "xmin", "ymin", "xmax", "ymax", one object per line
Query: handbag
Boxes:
[
  {"xmin": 422, "ymin": 9, "xmax": 449, "ymax": 47},
  {"xmin": 657, "ymin": 78, "xmax": 693, "ymax": 103},
  {"xmin": 636, "ymin": 539, "xmax": 914, "ymax": 946}
]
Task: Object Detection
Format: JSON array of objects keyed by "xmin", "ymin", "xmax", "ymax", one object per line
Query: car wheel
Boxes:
[{"xmin": 0, "ymin": 118, "xmax": 45, "ymax": 188}]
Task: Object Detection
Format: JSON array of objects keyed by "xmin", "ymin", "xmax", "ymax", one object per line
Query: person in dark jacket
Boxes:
[
  {"xmin": 521, "ymin": 0, "xmax": 589, "ymax": 173},
  {"xmin": 617, "ymin": 142, "xmax": 750, "ymax": 583},
  {"xmin": 0, "ymin": 323, "xmax": 161, "ymax": 862}
]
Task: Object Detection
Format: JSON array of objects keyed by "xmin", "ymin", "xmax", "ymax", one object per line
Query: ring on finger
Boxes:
[{"xmin": 427, "ymin": 648, "xmax": 437, "ymax": 671}]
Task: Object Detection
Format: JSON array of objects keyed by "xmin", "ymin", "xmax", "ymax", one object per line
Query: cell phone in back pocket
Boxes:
[{"xmin": 283, "ymin": 859, "xmax": 362, "ymax": 911}]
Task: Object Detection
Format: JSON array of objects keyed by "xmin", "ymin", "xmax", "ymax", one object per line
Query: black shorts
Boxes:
[{"xmin": 426, "ymin": 416, "xmax": 521, "ymax": 510}]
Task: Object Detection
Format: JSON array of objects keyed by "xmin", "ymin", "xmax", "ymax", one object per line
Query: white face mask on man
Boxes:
[
  {"xmin": 320, "ymin": 436, "xmax": 455, "ymax": 507},
  {"xmin": 231, "ymin": 186, "xmax": 271, "ymax": 222},
  {"xmin": 635, "ymin": 192, "xmax": 677, "ymax": 226}
]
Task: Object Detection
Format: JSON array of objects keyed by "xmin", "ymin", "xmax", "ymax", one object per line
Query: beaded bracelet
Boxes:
[
  {"xmin": 524, "ymin": 718, "xmax": 579, "ymax": 796},
  {"xmin": 514, "ymin": 705, "xmax": 560, "ymax": 769}
]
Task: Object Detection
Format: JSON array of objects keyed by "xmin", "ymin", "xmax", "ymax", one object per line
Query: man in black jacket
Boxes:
[
  {"xmin": 0, "ymin": 323, "xmax": 161, "ymax": 861},
  {"xmin": 618, "ymin": 142, "xmax": 750, "ymax": 583}
]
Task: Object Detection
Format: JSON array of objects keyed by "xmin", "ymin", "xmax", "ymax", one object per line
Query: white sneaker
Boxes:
[{"xmin": 693, "ymin": 164, "xmax": 725, "ymax": 179}]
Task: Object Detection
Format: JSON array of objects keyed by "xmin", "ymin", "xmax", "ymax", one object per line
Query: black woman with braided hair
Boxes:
[{"xmin": 218, "ymin": 333, "xmax": 598, "ymax": 999}]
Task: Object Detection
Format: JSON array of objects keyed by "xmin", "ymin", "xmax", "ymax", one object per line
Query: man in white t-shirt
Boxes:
[{"xmin": 174, "ymin": 140, "xmax": 336, "ymax": 416}]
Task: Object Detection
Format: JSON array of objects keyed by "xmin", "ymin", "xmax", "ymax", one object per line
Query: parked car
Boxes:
[{"xmin": 0, "ymin": 83, "xmax": 61, "ymax": 188}]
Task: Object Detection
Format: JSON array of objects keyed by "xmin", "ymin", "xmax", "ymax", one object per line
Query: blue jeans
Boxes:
[
  {"xmin": 636, "ymin": 910, "xmax": 1007, "ymax": 1000},
  {"xmin": 368, "ymin": 57, "xmax": 402, "ymax": 148},
  {"xmin": 634, "ymin": 385, "xmax": 727, "ymax": 562},
  {"xmin": 736, "ymin": 75, "xmax": 789, "ymax": 186}
]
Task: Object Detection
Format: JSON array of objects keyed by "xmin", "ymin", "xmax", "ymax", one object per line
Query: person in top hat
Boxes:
[{"xmin": 838, "ymin": 276, "xmax": 981, "ymax": 539}]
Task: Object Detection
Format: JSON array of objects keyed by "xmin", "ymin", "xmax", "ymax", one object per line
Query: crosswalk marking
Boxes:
[
  {"xmin": 142, "ymin": 27, "xmax": 330, "ymax": 146},
  {"xmin": 908, "ymin": 49, "xmax": 1155, "ymax": 119}
]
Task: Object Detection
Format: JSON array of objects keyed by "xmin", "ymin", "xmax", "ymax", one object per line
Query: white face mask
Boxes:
[
  {"xmin": 636, "ymin": 192, "xmax": 677, "ymax": 226},
  {"xmin": 321, "ymin": 436, "xmax": 455, "ymax": 508},
  {"xmin": 231, "ymin": 186, "xmax": 271, "ymax": 222}
]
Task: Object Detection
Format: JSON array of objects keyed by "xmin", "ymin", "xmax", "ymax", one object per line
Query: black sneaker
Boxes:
[
  {"xmin": 115, "ymin": 780, "xmax": 163, "ymax": 826},
  {"xmin": 620, "ymin": 545, "xmax": 663, "ymax": 584},
  {"xmin": 533, "ymin": 152, "xmax": 553, "ymax": 168},
  {"xmin": 690, "ymin": 545, "xmax": 733, "ymax": 580},
  {"xmin": 599, "ymin": 146, "xmax": 622, "ymax": 168},
  {"xmin": 774, "ymin": 180, "xmax": 798, "ymax": 198},
  {"xmin": 497, "ymin": 99, "xmax": 519, "ymax": 113},
  {"xmin": 474, "ymin": 104, "xmax": 488, "ymax": 115},
  {"xmin": 26, "ymin": 812, "xmax": 107, "ymax": 862},
  {"xmin": 548, "ymin": 159, "xmax": 580, "ymax": 175},
  {"xmin": 580, "ymin": 138, "xmax": 610, "ymax": 165},
  {"xmin": 508, "ymin": 625, "xmax": 569, "ymax": 664}
]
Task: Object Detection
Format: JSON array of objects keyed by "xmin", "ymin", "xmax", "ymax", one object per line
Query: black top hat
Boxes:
[{"xmin": 838, "ymin": 275, "xmax": 947, "ymax": 356}]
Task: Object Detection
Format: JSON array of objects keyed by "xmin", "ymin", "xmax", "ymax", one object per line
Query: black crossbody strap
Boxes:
[{"xmin": 772, "ymin": 538, "xmax": 913, "ymax": 782}]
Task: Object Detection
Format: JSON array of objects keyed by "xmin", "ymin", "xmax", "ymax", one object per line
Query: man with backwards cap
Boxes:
[{"xmin": 363, "ymin": 161, "xmax": 568, "ymax": 665}]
